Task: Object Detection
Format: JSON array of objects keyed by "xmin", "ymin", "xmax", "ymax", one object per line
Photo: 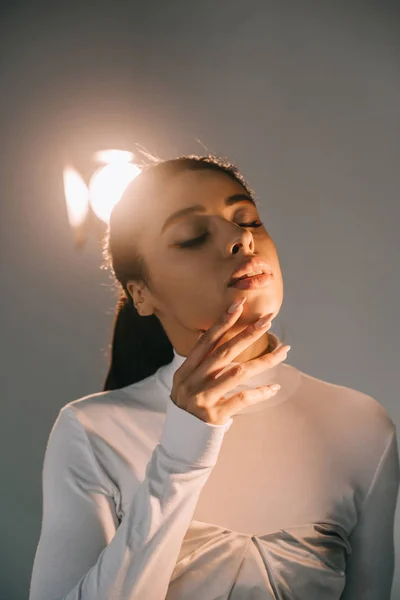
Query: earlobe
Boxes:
[{"xmin": 133, "ymin": 296, "xmax": 154, "ymax": 317}]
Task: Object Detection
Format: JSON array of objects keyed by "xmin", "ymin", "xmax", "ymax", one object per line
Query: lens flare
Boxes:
[{"xmin": 63, "ymin": 167, "xmax": 90, "ymax": 228}]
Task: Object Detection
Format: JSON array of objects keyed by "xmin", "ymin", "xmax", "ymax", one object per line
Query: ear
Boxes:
[{"xmin": 126, "ymin": 281, "xmax": 154, "ymax": 317}]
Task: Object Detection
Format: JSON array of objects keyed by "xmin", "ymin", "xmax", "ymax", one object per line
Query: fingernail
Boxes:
[
  {"xmin": 277, "ymin": 344, "xmax": 291, "ymax": 352},
  {"xmin": 227, "ymin": 297, "xmax": 247, "ymax": 313},
  {"xmin": 254, "ymin": 316, "xmax": 270, "ymax": 329}
]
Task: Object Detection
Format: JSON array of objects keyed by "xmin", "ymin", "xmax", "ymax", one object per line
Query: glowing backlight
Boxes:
[
  {"xmin": 63, "ymin": 167, "xmax": 90, "ymax": 228},
  {"xmin": 88, "ymin": 162, "xmax": 141, "ymax": 224}
]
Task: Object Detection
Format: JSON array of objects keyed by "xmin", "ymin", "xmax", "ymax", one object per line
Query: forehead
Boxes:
[{"xmin": 158, "ymin": 168, "xmax": 247, "ymax": 213}]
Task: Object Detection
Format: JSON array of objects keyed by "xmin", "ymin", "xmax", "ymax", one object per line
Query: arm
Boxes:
[
  {"xmin": 29, "ymin": 401, "xmax": 232, "ymax": 600},
  {"xmin": 340, "ymin": 428, "xmax": 400, "ymax": 600}
]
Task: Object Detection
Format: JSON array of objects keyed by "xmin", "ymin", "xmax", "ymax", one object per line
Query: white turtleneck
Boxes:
[{"xmin": 29, "ymin": 332, "xmax": 399, "ymax": 600}]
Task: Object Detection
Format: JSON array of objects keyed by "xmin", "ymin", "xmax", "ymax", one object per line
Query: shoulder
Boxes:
[
  {"xmin": 64, "ymin": 387, "xmax": 131, "ymax": 417},
  {"xmin": 51, "ymin": 376, "xmax": 162, "ymax": 450},
  {"xmin": 48, "ymin": 384, "xmax": 129, "ymax": 435},
  {"xmin": 296, "ymin": 367, "xmax": 396, "ymax": 454},
  {"xmin": 48, "ymin": 386, "xmax": 137, "ymax": 446}
]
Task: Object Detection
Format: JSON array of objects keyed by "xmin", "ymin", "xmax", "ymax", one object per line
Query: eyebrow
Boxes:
[{"xmin": 161, "ymin": 193, "xmax": 256, "ymax": 234}]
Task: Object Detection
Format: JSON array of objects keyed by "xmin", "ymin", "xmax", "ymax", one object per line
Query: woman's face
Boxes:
[{"xmin": 127, "ymin": 168, "xmax": 284, "ymax": 361}]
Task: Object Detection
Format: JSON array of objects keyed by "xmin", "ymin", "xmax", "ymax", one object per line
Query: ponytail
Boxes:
[{"xmin": 103, "ymin": 290, "xmax": 174, "ymax": 391}]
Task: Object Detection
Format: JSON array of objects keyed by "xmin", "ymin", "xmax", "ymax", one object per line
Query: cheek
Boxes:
[
  {"xmin": 260, "ymin": 238, "xmax": 280, "ymax": 270},
  {"xmin": 272, "ymin": 257, "xmax": 283, "ymax": 280}
]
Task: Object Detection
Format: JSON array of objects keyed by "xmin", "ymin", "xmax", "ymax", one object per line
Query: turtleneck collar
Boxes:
[{"xmin": 156, "ymin": 331, "xmax": 301, "ymax": 415}]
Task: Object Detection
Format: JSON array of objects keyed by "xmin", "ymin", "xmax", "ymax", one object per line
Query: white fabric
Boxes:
[{"xmin": 29, "ymin": 332, "xmax": 400, "ymax": 599}]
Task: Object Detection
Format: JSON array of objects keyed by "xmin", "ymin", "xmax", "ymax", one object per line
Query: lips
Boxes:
[{"xmin": 228, "ymin": 257, "xmax": 273, "ymax": 287}]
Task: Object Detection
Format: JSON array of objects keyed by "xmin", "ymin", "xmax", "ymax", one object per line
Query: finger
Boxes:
[
  {"xmin": 215, "ymin": 384, "xmax": 281, "ymax": 423},
  {"xmin": 246, "ymin": 343, "xmax": 291, "ymax": 374},
  {"xmin": 193, "ymin": 314, "xmax": 273, "ymax": 384},
  {"xmin": 200, "ymin": 343, "xmax": 290, "ymax": 398},
  {"xmin": 174, "ymin": 297, "xmax": 247, "ymax": 382}
]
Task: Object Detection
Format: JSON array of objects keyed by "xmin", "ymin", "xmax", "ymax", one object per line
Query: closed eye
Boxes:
[{"xmin": 177, "ymin": 221, "xmax": 264, "ymax": 249}]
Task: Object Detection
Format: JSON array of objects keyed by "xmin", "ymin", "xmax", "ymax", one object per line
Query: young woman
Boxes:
[{"xmin": 29, "ymin": 155, "xmax": 399, "ymax": 599}]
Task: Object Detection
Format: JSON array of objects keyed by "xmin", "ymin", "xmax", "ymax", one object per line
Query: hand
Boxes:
[{"xmin": 170, "ymin": 297, "xmax": 291, "ymax": 426}]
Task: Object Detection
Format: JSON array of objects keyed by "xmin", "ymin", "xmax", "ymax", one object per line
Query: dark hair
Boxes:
[{"xmin": 102, "ymin": 154, "xmax": 281, "ymax": 391}]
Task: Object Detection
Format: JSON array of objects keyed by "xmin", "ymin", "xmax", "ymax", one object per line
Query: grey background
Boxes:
[{"xmin": 1, "ymin": 1, "xmax": 399, "ymax": 598}]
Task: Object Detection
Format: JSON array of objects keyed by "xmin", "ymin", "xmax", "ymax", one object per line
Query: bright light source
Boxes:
[
  {"xmin": 88, "ymin": 162, "xmax": 141, "ymax": 224},
  {"xmin": 63, "ymin": 167, "xmax": 90, "ymax": 228},
  {"xmin": 93, "ymin": 149, "xmax": 134, "ymax": 164}
]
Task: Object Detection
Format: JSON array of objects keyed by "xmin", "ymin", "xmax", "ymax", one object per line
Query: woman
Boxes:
[{"xmin": 29, "ymin": 155, "xmax": 399, "ymax": 599}]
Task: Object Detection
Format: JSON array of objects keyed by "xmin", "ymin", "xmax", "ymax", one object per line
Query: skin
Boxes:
[{"xmin": 126, "ymin": 168, "xmax": 284, "ymax": 364}]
